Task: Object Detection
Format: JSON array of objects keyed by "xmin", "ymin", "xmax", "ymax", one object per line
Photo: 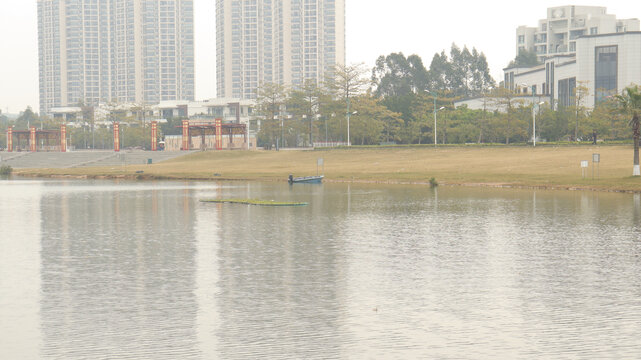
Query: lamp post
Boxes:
[
  {"xmin": 346, "ymin": 98, "xmax": 351, "ymax": 146},
  {"xmin": 522, "ymin": 83, "xmax": 538, "ymax": 146},
  {"xmin": 315, "ymin": 114, "xmax": 321, "ymax": 147},
  {"xmin": 431, "ymin": 93, "xmax": 445, "ymax": 146},
  {"xmin": 529, "ymin": 84, "xmax": 536, "ymax": 146},
  {"xmin": 346, "ymin": 109, "xmax": 357, "ymax": 147},
  {"xmin": 325, "ymin": 114, "xmax": 329, "ymax": 144},
  {"xmin": 434, "ymin": 103, "xmax": 445, "ymax": 146},
  {"xmin": 533, "ymin": 101, "xmax": 545, "ymax": 147},
  {"xmin": 433, "ymin": 94, "xmax": 437, "ymax": 146}
]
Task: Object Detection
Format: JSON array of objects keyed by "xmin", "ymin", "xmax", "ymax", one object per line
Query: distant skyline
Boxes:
[{"xmin": 3, "ymin": 1, "xmax": 641, "ymax": 114}]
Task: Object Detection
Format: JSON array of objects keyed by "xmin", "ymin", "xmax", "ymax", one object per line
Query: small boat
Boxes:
[{"xmin": 288, "ymin": 174, "xmax": 324, "ymax": 184}]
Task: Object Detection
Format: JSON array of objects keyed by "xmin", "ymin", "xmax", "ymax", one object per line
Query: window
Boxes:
[
  {"xmin": 558, "ymin": 77, "xmax": 576, "ymax": 108},
  {"xmin": 595, "ymin": 46, "xmax": 618, "ymax": 104},
  {"xmin": 590, "ymin": 27, "xmax": 598, "ymax": 35},
  {"xmin": 518, "ymin": 35, "xmax": 525, "ymax": 44}
]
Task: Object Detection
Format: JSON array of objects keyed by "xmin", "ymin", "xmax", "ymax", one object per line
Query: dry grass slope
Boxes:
[{"xmin": 16, "ymin": 145, "xmax": 641, "ymax": 192}]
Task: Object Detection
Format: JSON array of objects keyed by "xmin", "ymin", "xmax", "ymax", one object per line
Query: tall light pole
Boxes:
[
  {"xmin": 433, "ymin": 94, "xmax": 437, "ymax": 146},
  {"xmin": 434, "ymin": 103, "xmax": 445, "ymax": 146},
  {"xmin": 346, "ymin": 97, "xmax": 351, "ymax": 146},
  {"xmin": 533, "ymin": 101, "xmax": 545, "ymax": 147},
  {"xmin": 522, "ymin": 83, "xmax": 538, "ymax": 146},
  {"xmin": 530, "ymin": 85, "xmax": 536, "ymax": 146}
]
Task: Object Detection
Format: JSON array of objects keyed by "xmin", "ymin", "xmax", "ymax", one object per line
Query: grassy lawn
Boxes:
[{"xmin": 16, "ymin": 145, "xmax": 641, "ymax": 192}]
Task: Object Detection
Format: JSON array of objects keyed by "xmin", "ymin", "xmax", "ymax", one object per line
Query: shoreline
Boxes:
[
  {"xmin": 13, "ymin": 171, "xmax": 641, "ymax": 195},
  {"xmin": 10, "ymin": 145, "xmax": 641, "ymax": 194}
]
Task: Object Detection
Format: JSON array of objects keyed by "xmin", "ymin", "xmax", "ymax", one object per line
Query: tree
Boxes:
[
  {"xmin": 507, "ymin": 49, "xmax": 541, "ymax": 68},
  {"xmin": 327, "ymin": 63, "xmax": 369, "ymax": 144},
  {"xmin": 538, "ymin": 107, "xmax": 570, "ymax": 142},
  {"xmin": 470, "ymin": 48, "xmax": 496, "ymax": 95},
  {"xmin": 15, "ymin": 106, "xmax": 39, "ymax": 130},
  {"xmin": 286, "ymin": 79, "xmax": 323, "ymax": 146},
  {"xmin": 588, "ymin": 99, "xmax": 626, "ymax": 140},
  {"xmin": 572, "ymin": 81, "xmax": 590, "ymax": 141},
  {"xmin": 615, "ymin": 85, "xmax": 641, "ymax": 176},
  {"xmin": 426, "ymin": 44, "xmax": 495, "ymax": 98},
  {"xmin": 349, "ymin": 94, "xmax": 402, "ymax": 145},
  {"xmin": 491, "ymin": 87, "xmax": 524, "ymax": 144},
  {"xmin": 255, "ymin": 82, "xmax": 287, "ymax": 148},
  {"xmin": 427, "ymin": 51, "xmax": 451, "ymax": 93},
  {"xmin": 372, "ymin": 53, "xmax": 429, "ymax": 97}
]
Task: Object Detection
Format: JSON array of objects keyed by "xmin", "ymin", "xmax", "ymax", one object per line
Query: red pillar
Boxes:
[
  {"xmin": 6, "ymin": 127, "xmax": 12, "ymax": 152},
  {"xmin": 182, "ymin": 119, "xmax": 190, "ymax": 151},
  {"xmin": 151, "ymin": 121, "xmax": 158, "ymax": 151},
  {"xmin": 215, "ymin": 118, "xmax": 223, "ymax": 150},
  {"xmin": 30, "ymin": 126, "xmax": 37, "ymax": 152},
  {"xmin": 60, "ymin": 124, "xmax": 67, "ymax": 152},
  {"xmin": 113, "ymin": 122, "xmax": 120, "ymax": 152}
]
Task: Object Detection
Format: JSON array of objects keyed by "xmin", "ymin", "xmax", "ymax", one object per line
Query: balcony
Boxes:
[
  {"xmin": 571, "ymin": 19, "xmax": 586, "ymax": 28},
  {"xmin": 570, "ymin": 30, "xmax": 585, "ymax": 40}
]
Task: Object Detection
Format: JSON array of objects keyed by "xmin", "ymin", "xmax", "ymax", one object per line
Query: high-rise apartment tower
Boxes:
[
  {"xmin": 216, "ymin": 0, "xmax": 345, "ymax": 99},
  {"xmin": 37, "ymin": 0, "xmax": 195, "ymax": 115}
]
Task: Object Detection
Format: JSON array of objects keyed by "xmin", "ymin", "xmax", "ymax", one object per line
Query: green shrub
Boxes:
[
  {"xmin": 0, "ymin": 165, "xmax": 13, "ymax": 176},
  {"xmin": 429, "ymin": 177, "xmax": 438, "ymax": 187}
]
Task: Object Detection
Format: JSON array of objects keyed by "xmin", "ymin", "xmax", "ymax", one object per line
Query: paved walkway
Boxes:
[{"xmin": 0, "ymin": 150, "xmax": 194, "ymax": 169}]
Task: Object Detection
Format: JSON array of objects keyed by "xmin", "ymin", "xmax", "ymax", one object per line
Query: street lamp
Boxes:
[
  {"xmin": 522, "ymin": 83, "xmax": 537, "ymax": 146},
  {"xmin": 533, "ymin": 101, "xmax": 545, "ymax": 147},
  {"xmin": 434, "ymin": 105, "xmax": 445, "ymax": 146},
  {"xmin": 315, "ymin": 114, "xmax": 321, "ymax": 147},
  {"xmin": 347, "ymin": 110, "xmax": 357, "ymax": 146},
  {"xmin": 522, "ymin": 83, "xmax": 547, "ymax": 147}
]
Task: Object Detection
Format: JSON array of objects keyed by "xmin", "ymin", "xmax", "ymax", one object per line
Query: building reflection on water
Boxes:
[
  {"xmin": 38, "ymin": 182, "xmax": 200, "ymax": 359},
  {"xmin": 0, "ymin": 182, "xmax": 43, "ymax": 359},
  {"xmin": 1, "ymin": 180, "xmax": 640, "ymax": 359},
  {"xmin": 195, "ymin": 182, "xmax": 347, "ymax": 359}
]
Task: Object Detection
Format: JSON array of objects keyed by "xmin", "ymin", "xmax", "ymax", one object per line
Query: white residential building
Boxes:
[
  {"xmin": 215, "ymin": 0, "xmax": 345, "ymax": 99},
  {"xmin": 37, "ymin": 0, "xmax": 195, "ymax": 116},
  {"xmin": 516, "ymin": 6, "xmax": 639, "ymax": 62}
]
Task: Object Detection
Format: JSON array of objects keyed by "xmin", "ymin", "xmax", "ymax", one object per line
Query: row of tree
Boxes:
[
  {"xmin": 254, "ymin": 45, "xmax": 641, "ymax": 147},
  {"xmin": 3, "ymin": 44, "xmax": 640, "ymax": 151}
]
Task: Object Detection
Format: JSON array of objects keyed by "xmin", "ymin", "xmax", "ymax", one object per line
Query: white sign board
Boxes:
[
  {"xmin": 317, "ymin": 158, "xmax": 324, "ymax": 166},
  {"xmin": 593, "ymin": 153, "xmax": 600, "ymax": 163},
  {"xmin": 581, "ymin": 161, "xmax": 589, "ymax": 168}
]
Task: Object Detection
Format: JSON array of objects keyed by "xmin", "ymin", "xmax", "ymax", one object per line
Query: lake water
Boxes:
[{"xmin": 1, "ymin": 179, "xmax": 641, "ymax": 359}]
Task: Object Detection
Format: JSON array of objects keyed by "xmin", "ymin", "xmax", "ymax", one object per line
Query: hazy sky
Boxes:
[{"xmin": 2, "ymin": 1, "xmax": 641, "ymax": 114}]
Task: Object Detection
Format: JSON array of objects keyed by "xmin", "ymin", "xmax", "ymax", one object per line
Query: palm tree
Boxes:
[{"xmin": 615, "ymin": 86, "xmax": 641, "ymax": 176}]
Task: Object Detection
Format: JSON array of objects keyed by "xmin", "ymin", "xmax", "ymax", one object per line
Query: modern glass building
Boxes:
[
  {"xmin": 216, "ymin": 0, "xmax": 345, "ymax": 99},
  {"xmin": 37, "ymin": 0, "xmax": 195, "ymax": 116}
]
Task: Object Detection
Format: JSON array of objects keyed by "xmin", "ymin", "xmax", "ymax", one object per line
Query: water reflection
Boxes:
[
  {"xmin": 38, "ymin": 181, "xmax": 202, "ymax": 359},
  {"xmin": 0, "ymin": 181, "xmax": 43, "ymax": 359},
  {"xmin": 194, "ymin": 183, "xmax": 346, "ymax": 359},
  {"xmin": 0, "ymin": 180, "xmax": 640, "ymax": 359}
]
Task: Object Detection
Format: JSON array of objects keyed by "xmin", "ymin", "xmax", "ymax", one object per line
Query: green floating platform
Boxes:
[{"xmin": 200, "ymin": 199, "xmax": 308, "ymax": 207}]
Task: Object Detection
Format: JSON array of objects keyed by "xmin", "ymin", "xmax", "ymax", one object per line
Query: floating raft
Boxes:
[{"xmin": 200, "ymin": 199, "xmax": 308, "ymax": 207}]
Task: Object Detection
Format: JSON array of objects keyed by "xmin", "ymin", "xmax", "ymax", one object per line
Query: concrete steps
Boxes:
[{"xmin": 0, "ymin": 150, "xmax": 195, "ymax": 169}]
